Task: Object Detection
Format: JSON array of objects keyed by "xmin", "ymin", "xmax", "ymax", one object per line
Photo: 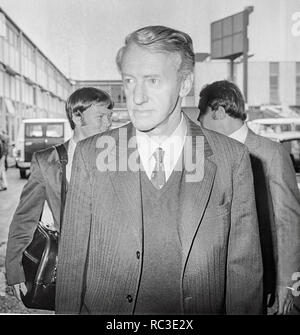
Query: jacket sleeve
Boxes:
[
  {"xmin": 5, "ymin": 152, "xmax": 46, "ymax": 285},
  {"xmin": 226, "ymin": 148, "xmax": 263, "ymax": 314},
  {"xmin": 55, "ymin": 142, "xmax": 92, "ymax": 314},
  {"xmin": 268, "ymin": 144, "xmax": 300, "ymax": 288}
]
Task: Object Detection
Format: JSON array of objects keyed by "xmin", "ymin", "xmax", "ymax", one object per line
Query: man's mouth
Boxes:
[{"xmin": 133, "ymin": 109, "xmax": 152, "ymax": 113}]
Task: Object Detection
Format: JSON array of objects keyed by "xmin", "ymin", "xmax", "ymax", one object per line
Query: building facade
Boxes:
[
  {"xmin": 193, "ymin": 0, "xmax": 300, "ymax": 117},
  {"xmin": 0, "ymin": 8, "xmax": 73, "ymax": 142},
  {"xmin": 2, "ymin": 1, "xmax": 300, "ymax": 141},
  {"xmin": 194, "ymin": 60, "xmax": 300, "ymax": 109}
]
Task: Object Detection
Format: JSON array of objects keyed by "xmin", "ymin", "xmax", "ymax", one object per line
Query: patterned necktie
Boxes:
[{"xmin": 151, "ymin": 147, "xmax": 166, "ymax": 189}]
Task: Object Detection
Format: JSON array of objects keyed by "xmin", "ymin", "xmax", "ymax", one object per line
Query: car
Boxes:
[
  {"xmin": 15, "ymin": 118, "xmax": 72, "ymax": 178},
  {"xmin": 261, "ymin": 131, "xmax": 300, "ymax": 190},
  {"xmin": 247, "ymin": 118, "xmax": 300, "ymax": 136}
]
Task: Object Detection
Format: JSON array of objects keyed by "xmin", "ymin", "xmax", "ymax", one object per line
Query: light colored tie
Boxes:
[{"xmin": 151, "ymin": 148, "xmax": 166, "ymax": 189}]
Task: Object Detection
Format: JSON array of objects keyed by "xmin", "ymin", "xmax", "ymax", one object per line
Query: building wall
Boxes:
[
  {"xmin": 280, "ymin": 62, "xmax": 297, "ymax": 106},
  {"xmin": 194, "ymin": 60, "xmax": 230, "ymax": 102},
  {"xmin": 234, "ymin": 61, "xmax": 270, "ymax": 106},
  {"xmin": 193, "ymin": 59, "xmax": 300, "ymax": 110},
  {"xmin": 0, "ymin": 9, "xmax": 73, "ymax": 142}
]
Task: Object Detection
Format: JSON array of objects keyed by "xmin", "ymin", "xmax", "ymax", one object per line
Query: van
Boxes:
[
  {"xmin": 247, "ymin": 118, "xmax": 300, "ymax": 135},
  {"xmin": 15, "ymin": 118, "xmax": 72, "ymax": 178}
]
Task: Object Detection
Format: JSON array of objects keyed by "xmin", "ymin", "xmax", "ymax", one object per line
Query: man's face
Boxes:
[
  {"xmin": 120, "ymin": 43, "xmax": 183, "ymax": 134},
  {"xmin": 81, "ymin": 103, "xmax": 113, "ymax": 133}
]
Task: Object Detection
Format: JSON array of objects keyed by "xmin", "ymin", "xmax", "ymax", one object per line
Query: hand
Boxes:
[
  {"xmin": 273, "ymin": 285, "xmax": 294, "ymax": 315},
  {"xmin": 12, "ymin": 282, "xmax": 27, "ymax": 301}
]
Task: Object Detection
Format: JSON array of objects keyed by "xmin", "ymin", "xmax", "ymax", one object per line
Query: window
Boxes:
[
  {"xmin": 4, "ymin": 73, "xmax": 10, "ymax": 98},
  {"xmin": 7, "ymin": 25, "xmax": 18, "ymax": 48},
  {"xmin": 15, "ymin": 78, "xmax": 20, "ymax": 101},
  {"xmin": 25, "ymin": 124, "xmax": 43, "ymax": 137},
  {"xmin": 262, "ymin": 123, "xmax": 291, "ymax": 133},
  {"xmin": 46, "ymin": 124, "xmax": 64, "ymax": 138},
  {"xmin": 10, "ymin": 75, "xmax": 16, "ymax": 100},
  {"xmin": 270, "ymin": 62, "xmax": 279, "ymax": 104},
  {"xmin": 33, "ymin": 87, "xmax": 37, "ymax": 105}
]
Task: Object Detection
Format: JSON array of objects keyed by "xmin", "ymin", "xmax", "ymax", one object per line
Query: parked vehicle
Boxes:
[
  {"xmin": 247, "ymin": 118, "xmax": 300, "ymax": 136},
  {"xmin": 15, "ymin": 118, "xmax": 72, "ymax": 178},
  {"xmin": 262, "ymin": 131, "xmax": 300, "ymax": 190}
]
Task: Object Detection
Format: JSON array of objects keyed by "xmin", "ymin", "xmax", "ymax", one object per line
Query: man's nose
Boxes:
[{"xmin": 133, "ymin": 83, "xmax": 148, "ymax": 105}]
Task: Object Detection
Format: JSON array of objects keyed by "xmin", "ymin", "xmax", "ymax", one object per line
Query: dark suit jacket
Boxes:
[
  {"xmin": 5, "ymin": 143, "xmax": 68, "ymax": 285},
  {"xmin": 56, "ymin": 116, "xmax": 263, "ymax": 315},
  {"xmin": 245, "ymin": 130, "xmax": 300, "ymax": 298}
]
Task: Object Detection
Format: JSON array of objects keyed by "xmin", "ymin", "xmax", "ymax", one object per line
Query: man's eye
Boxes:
[
  {"xmin": 149, "ymin": 78, "xmax": 159, "ymax": 85},
  {"xmin": 124, "ymin": 78, "xmax": 134, "ymax": 84}
]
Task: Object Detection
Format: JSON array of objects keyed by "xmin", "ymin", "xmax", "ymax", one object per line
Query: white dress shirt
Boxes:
[
  {"xmin": 136, "ymin": 114, "xmax": 187, "ymax": 182},
  {"xmin": 66, "ymin": 137, "xmax": 77, "ymax": 183},
  {"xmin": 228, "ymin": 123, "xmax": 248, "ymax": 144}
]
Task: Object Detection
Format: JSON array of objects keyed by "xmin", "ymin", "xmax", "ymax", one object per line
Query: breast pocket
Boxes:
[{"xmin": 204, "ymin": 201, "xmax": 231, "ymax": 219}]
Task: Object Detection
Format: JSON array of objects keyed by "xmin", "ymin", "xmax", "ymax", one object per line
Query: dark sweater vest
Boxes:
[{"xmin": 134, "ymin": 169, "xmax": 184, "ymax": 315}]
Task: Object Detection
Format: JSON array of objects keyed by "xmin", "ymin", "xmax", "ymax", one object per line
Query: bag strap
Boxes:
[{"xmin": 55, "ymin": 144, "xmax": 68, "ymax": 232}]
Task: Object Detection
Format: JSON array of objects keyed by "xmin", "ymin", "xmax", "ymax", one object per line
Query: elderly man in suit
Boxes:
[
  {"xmin": 56, "ymin": 26, "xmax": 263, "ymax": 315},
  {"xmin": 5, "ymin": 87, "xmax": 114, "ymax": 302},
  {"xmin": 198, "ymin": 80, "xmax": 300, "ymax": 315}
]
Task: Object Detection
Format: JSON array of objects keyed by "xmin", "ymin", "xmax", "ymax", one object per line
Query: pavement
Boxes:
[{"xmin": 0, "ymin": 166, "xmax": 53, "ymax": 314}]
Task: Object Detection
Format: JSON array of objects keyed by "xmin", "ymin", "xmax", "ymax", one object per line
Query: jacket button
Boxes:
[
  {"xmin": 136, "ymin": 251, "xmax": 140, "ymax": 259},
  {"xmin": 127, "ymin": 295, "xmax": 133, "ymax": 303}
]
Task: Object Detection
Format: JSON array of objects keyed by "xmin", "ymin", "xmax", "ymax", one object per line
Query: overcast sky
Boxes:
[{"xmin": 0, "ymin": 0, "xmax": 290, "ymax": 80}]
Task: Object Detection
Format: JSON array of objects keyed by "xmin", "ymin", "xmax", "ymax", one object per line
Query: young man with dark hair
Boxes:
[
  {"xmin": 198, "ymin": 80, "xmax": 300, "ymax": 315},
  {"xmin": 5, "ymin": 87, "xmax": 114, "ymax": 301}
]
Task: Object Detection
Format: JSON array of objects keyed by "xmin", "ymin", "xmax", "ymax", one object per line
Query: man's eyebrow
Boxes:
[
  {"xmin": 122, "ymin": 73, "xmax": 161, "ymax": 78},
  {"xmin": 144, "ymin": 75, "xmax": 160, "ymax": 78}
]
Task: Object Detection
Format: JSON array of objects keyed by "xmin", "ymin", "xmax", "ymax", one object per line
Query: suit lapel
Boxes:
[
  {"xmin": 103, "ymin": 117, "xmax": 217, "ymax": 255},
  {"xmin": 107, "ymin": 123, "xmax": 143, "ymax": 249},
  {"xmin": 179, "ymin": 116, "xmax": 217, "ymax": 262}
]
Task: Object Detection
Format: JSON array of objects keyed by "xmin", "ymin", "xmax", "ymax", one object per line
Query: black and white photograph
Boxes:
[{"xmin": 0, "ymin": 0, "xmax": 299, "ymax": 320}]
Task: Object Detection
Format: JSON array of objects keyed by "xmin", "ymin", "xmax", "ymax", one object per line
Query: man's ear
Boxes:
[
  {"xmin": 212, "ymin": 106, "xmax": 226, "ymax": 120},
  {"xmin": 179, "ymin": 72, "xmax": 194, "ymax": 98},
  {"xmin": 72, "ymin": 113, "xmax": 82, "ymax": 127}
]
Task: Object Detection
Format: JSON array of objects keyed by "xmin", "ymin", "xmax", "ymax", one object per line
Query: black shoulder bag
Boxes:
[{"xmin": 21, "ymin": 144, "xmax": 68, "ymax": 311}]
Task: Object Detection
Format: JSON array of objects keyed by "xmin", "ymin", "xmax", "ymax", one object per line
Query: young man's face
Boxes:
[
  {"xmin": 81, "ymin": 103, "xmax": 113, "ymax": 133},
  {"xmin": 120, "ymin": 43, "xmax": 185, "ymax": 136}
]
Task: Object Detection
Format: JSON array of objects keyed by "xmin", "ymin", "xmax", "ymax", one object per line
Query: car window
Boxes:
[
  {"xmin": 45, "ymin": 124, "xmax": 64, "ymax": 138},
  {"xmin": 262, "ymin": 124, "xmax": 291, "ymax": 133},
  {"xmin": 280, "ymin": 124, "xmax": 291, "ymax": 132},
  {"xmin": 25, "ymin": 124, "xmax": 43, "ymax": 138}
]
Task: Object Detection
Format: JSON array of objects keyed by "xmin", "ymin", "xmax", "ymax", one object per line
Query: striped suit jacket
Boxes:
[
  {"xmin": 5, "ymin": 142, "xmax": 69, "ymax": 285},
  {"xmin": 245, "ymin": 129, "xmax": 300, "ymax": 303},
  {"xmin": 56, "ymin": 115, "xmax": 263, "ymax": 314}
]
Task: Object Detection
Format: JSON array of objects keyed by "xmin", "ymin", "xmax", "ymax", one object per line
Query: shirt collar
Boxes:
[
  {"xmin": 68, "ymin": 136, "xmax": 77, "ymax": 154},
  {"xmin": 136, "ymin": 113, "xmax": 187, "ymax": 179},
  {"xmin": 228, "ymin": 123, "xmax": 248, "ymax": 144}
]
